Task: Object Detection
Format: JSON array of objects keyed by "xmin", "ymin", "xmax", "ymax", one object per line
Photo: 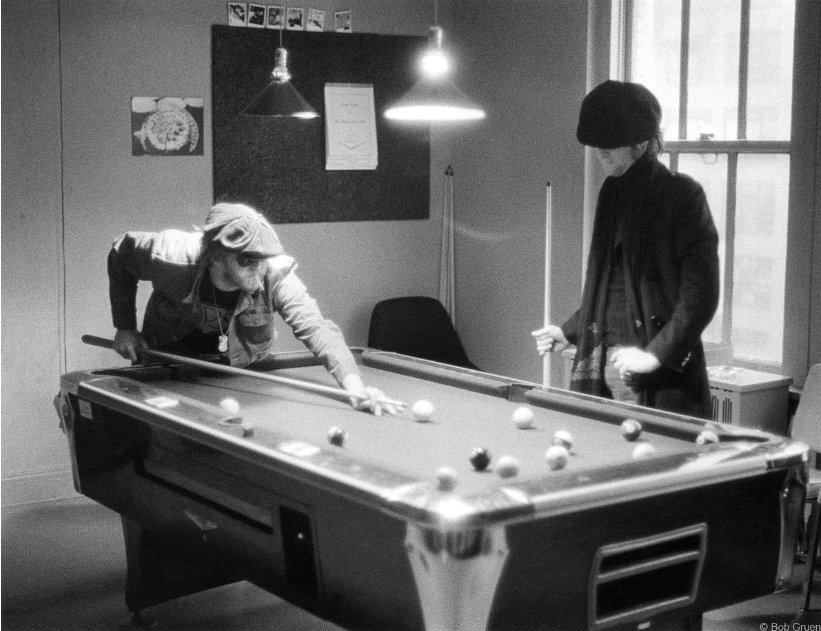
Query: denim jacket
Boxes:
[{"xmin": 108, "ymin": 229, "xmax": 359, "ymax": 384}]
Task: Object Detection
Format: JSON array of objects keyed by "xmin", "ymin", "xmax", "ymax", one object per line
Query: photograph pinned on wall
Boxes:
[
  {"xmin": 131, "ymin": 97, "xmax": 204, "ymax": 156},
  {"xmin": 247, "ymin": 4, "xmax": 266, "ymax": 27},
  {"xmin": 307, "ymin": 8, "xmax": 325, "ymax": 31},
  {"xmin": 334, "ymin": 10, "xmax": 352, "ymax": 33},
  {"xmin": 286, "ymin": 7, "xmax": 305, "ymax": 30},
  {"xmin": 266, "ymin": 5, "xmax": 284, "ymax": 28},
  {"xmin": 227, "ymin": 3, "xmax": 248, "ymax": 26}
]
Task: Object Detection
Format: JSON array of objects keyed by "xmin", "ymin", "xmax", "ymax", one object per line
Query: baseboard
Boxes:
[{"xmin": 2, "ymin": 467, "xmax": 79, "ymax": 507}]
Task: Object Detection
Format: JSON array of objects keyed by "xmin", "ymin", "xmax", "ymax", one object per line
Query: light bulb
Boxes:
[{"xmin": 421, "ymin": 48, "xmax": 449, "ymax": 78}]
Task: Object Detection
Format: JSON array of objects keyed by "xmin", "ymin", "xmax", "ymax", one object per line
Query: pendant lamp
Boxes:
[
  {"xmin": 242, "ymin": 37, "xmax": 319, "ymax": 119},
  {"xmin": 384, "ymin": 26, "xmax": 485, "ymax": 122}
]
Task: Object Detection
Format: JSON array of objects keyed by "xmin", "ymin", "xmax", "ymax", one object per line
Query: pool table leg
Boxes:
[
  {"xmin": 120, "ymin": 515, "xmax": 241, "ymax": 617},
  {"xmin": 405, "ymin": 524, "xmax": 508, "ymax": 631}
]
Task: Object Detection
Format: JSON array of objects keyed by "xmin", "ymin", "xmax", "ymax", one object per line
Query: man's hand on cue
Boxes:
[
  {"xmin": 342, "ymin": 374, "xmax": 397, "ymax": 416},
  {"xmin": 113, "ymin": 329, "xmax": 147, "ymax": 362}
]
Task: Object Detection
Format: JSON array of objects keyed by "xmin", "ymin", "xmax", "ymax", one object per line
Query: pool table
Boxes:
[{"xmin": 56, "ymin": 349, "xmax": 808, "ymax": 631}]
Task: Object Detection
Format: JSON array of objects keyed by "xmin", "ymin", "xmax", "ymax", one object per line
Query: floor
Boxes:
[{"xmin": 2, "ymin": 497, "xmax": 820, "ymax": 631}]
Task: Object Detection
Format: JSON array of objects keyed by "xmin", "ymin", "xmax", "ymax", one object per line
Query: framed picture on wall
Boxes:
[
  {"xmin": 286, "ymin": 7, "xmax": 304, "ymax": 30},
  {"xmin": 334, "ymin": 10, "xmax": 352, "ymax": 33},
  {"xmin": 248, "ymin": 4, "xmax": 266, "ymax": 27},
  {"xmin": 227, "ymin": 3, "xmax": 248, "ymax": 26},
  {"xmin": 307, "ymin": 8, "xmax": 324, "ymax": 31},
  {"xmin": 266, "ymin": 5, "xmax": 284, "ymax": 28},
  {"xmin": 131, "ymin": 96, "xmax": 204, "ymax": 156}
]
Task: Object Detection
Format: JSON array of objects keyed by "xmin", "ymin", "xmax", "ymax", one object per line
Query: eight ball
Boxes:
[
  {"xmin": 470, "ymin": 447, "xmax": 491, "ymax": 471},
  {"xmin": 327, "ymin": 426, "xmax": 346, "ymax": 447}
]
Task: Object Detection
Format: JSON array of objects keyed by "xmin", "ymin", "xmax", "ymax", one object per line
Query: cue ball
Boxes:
[
  {"xmin": 496, "ymin": 455, "xmax": 520, "ymax": 479},
  {"xmin": 412, "ymin": 399, "xmax": 434, "ymax": 422},
  {"xmin": 621, "ymin": 418, "xmax": 643, "ymax": 442},
  {"xmin": 512, "ymin": 406, "xmax": 534, "ymax": 429},
  {"xmin": 327, "ymin": 426, "xmax": 347, "ymax": 447},
  {"xmin": 435, "ymin": 467, "xmax": 458, "ymax": 492},
  {"xmin": 219, "ymin": 397, "xmax": 240, "ymax": 415},
  {"xmin": 552, "ymin": 430, "xmax": 573, "ymax": 450},
  {"xmin": 545, "ymin": 444, "xmax": 570, "ymax": 470},
  {"xmin": 696, "ymin": 429, "xmax": 720, "ymax": 445},
  {"xmin": 470, "ymin": 447, "xmax": 491, "ymax": 471},
  {"xmin": 632, "ymin": 442, "xmax": 656, "ymax": 459}
]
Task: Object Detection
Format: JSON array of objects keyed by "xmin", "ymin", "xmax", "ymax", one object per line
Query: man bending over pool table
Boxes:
[{"xmin": 108, "ymin": 202, "xmax": 394, "ymax": 415}]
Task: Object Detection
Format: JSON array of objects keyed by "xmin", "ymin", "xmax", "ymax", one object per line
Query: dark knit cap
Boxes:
[
  {"xmin": 202, "ymin": 203, "xmax": 284, "ymax": 258},
  {"xmin": 576, "ymin": 80, "xmax": 661, "ymax": 149}
]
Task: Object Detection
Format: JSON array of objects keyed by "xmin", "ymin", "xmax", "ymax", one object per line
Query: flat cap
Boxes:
[
  {"xmin": 202, "ymin": 203, "xmax": 284, "ymax": 258},
  {"xmin": 576, "ymin": 80, "xmax": 661, "ymax": 149}
]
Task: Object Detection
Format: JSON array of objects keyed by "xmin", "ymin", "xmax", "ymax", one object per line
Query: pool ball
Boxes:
[
  {"xmin": 469, "ymin": 447, "xmax": 491, "ymax": 471},
  {"xmin": 327, "ymin": 426, "xmax": 347, "ymax": 447},
  {"xmin": 696, "ymin": 429, "xmax": 720, "ymax": 445},
  {"xmin": 496, "ymin": 455, "xmax": 520, "ymax": 479},
  {"xmin": 412, "ymin": 399, "xmax": 434, "ymax": 422},
  {"xmin": 545, "ymin": 444, "xmax": 569, "ymax": 470},
  {"xmin": 552, "ymin": 430, "xmax": 573, "ymax": 450},
  {"xmin": 621, "ymin": 418, "xmax": 643, "ymax": 442},
  {"xmin": 632, "ymin": 442, "xmax": 656, "ymax": 459},
  {"xmin": 512, "ymin": 406, "xmax": 534, "ymax": 429},
  {"xmin": 219, "ymin": 397, "xmax": 240, "ymax": 415},
  {"xmin": 435, "ymin": 467, "xmax": 458, "ymax": 492}
]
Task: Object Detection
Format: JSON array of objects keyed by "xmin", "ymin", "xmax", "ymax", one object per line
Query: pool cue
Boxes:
[
  {"xmin": 439, "ymin": 165, "xmax": 456, "ymax": 324},
  {"xmin": 82, "ymin": 335, "xmax": 406, "ymax": 410},
  {"xmin": 542, "ymin": 181, "xmax": 552, "ymax": 388}
]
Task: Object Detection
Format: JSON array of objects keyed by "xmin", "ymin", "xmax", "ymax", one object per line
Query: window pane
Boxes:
[
  {"xmin": 746, "ymin": 0, "xmax": 794, "ymax": 140},
  {"xmin": 687, "ymin": 0, "xmax": 741, "ymax": 139},
  {"xmin": 631, "ymin": 0, "xmax": 682, "ymax": 140},
  {"xmin": 676, "ymin": 153, "xmax": 728, "ymax": 346},
  {"xmin": 731, "ymin": 154, "xmax": 789, "ymax": 363}
]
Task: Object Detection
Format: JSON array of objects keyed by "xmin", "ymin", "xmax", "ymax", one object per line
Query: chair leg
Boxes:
[{"xmin": 802, "ymin": 500, "xmax": 821, "ymax": 612}]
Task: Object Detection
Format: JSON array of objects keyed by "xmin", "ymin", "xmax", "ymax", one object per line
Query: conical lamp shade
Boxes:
[
  {"xmin": 384, "ymin": 76, "xmax": 485, "ymax": 122},
  {"xmin": 243, "ymin": 79, "xmax": 319, "ymax": 118}
]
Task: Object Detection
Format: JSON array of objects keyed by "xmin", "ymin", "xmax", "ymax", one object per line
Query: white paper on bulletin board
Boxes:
[{"xmin": 324, "ymin": 83, "xmax": 378, "ymax": 170}]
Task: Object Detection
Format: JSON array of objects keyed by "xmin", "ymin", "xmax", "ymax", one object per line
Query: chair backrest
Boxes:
[
  {"xmin": 367, "ymin": 296, "xmax": 479, "ymax": 370},
  {"xmin": 791, "ymin": 363, "xmax": 821, "ymax": 453}
]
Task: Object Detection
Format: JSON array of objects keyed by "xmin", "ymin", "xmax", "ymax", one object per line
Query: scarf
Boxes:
[{"xmin": 569, "ymin": 154, "xmax": 658, "ymax": 397}]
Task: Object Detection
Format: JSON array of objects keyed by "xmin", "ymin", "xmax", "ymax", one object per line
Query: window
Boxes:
[{"xmin": 616, "ymin": 0, "xmax": 795, "ymax": 371}]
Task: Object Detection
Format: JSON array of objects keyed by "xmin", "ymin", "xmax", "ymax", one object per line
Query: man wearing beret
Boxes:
[
  {"xmin": 108, "ymin": 202, "xmax": 394, "ymax": 414},
  {"xmin": 533, "ymin": 80, "xmax": 720, "ymax": 418}
]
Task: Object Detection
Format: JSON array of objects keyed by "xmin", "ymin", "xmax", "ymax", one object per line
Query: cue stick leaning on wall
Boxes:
[
  {"xmin": 81, "ymin": 335, "xmax": 406, "ymax": 409},
  {"xmin": 542, "ymin": 181, "xmax": 553, "ymax": 387}
]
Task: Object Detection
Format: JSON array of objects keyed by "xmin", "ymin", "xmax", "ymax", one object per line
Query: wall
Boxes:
[
  {"xmin": 1, "ymin": 0, "xmax": 66, "ymax": 504},
  {"xmin": 436, "ymin": 0, "xmax": 588, "ymax": 382},
  {"xmin": 0, "ymin": 0, "xmax": 591, "ymax": 506}
]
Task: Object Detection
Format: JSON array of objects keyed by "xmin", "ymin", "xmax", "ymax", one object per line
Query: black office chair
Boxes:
[
  {"xmin": 367, "ymin": 296, "xmax": 480, "ymax": 370},
  {"xmin": 792, "ymin": 364, "xmax": 821, "ymax": 621}
]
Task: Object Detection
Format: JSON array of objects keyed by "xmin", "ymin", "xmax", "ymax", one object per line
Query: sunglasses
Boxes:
[{"xmin": 236, "ymin": 254, "xmax": 265, "ymax": 268}]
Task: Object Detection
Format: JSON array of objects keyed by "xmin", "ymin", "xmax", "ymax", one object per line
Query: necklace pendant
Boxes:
[{"xmin": 218, "ymin": 335, "xmax": 229, "ymax": 353}]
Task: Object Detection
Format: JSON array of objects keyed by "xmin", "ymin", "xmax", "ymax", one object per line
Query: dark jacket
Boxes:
[{"xmin": 562, "ymin": 155, "xmax": 720, "ymax": 418}]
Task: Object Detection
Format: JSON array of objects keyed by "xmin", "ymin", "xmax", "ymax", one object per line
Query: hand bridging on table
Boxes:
[
  {"xmin": 114, "ymin": 329, "xmax": 147, "ymax": 362},
  {"xmin": 342, "ymin": 374, "xmax": 397, "ymax": 416},
  {"xmin": 531, "ymin": 325, "xmax": 570, "ymax": 356},
  {"xmin": 610, "ymin": 346, "xmax": 661, "ymax": 385}
]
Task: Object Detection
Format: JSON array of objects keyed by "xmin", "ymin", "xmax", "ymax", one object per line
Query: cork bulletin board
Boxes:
[{"xmin": 211, "ymin": 25, "xmax": 430, "ymax": 223}]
